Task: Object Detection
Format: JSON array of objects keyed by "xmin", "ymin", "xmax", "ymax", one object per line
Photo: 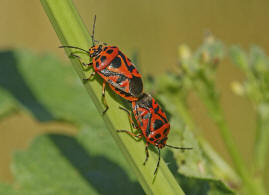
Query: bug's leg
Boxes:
[
  {"xmin": 83, "ymin": 71, "xmax": 96, "ymax": 83},
  {"xmin": 119, "ymin": 106, "xmax": 138, "ymax": 129},
  {"xmin": 69, "ymin": 53, "xmax": 92, "ymax": 69},
  {"xmin": 116, "ymin": 130, "xmax": 142, "ymax": 140},
  {"xmin": 117, "ymin": 106, "xmax": 142, "ymax": 140},
  {"xmin": 154, "ymin": 148, "xmax": 161, "ymax": 175},
  {"xmin": 81, "ymin": 62, "xmax": 92, "ymax": 68},
  {"xmin": 69, "ymin": 53, "xmax": 80, "ymax": 59},
  {"xmin": 70, "ymin": 53, "xmax": 86, "ymax": 66},
  {"xmin": 143, "ymin": 143, "xmax": 149, "ymax": 166},
  {"xmin": 102, "ymin": 81, "xmax": 109, "ymax": 114},
  {"xmin": 89, "ymin": 71, "xmax": 96, "ymax": 79}
]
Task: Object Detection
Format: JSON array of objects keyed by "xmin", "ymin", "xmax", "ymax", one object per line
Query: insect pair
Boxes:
[{"xmin": 60, "ymin": 15, "xmax": 192, "ymax": 175}]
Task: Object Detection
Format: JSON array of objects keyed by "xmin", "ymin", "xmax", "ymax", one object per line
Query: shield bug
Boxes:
[
  {"xmin": 60, "ymin": 15, "xmax": 143, "ymax": 114},
  {"xmin": 117, "ymin": 93, "xmax": 192, "ymax": 175}
]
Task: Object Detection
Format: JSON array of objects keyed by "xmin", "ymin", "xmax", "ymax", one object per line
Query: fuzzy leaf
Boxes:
[{"xmin": 11, "ymin": 131, "xmax": 144, "ymax": 195}]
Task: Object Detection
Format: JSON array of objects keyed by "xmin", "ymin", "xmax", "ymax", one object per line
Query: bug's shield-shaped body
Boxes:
[{"xmin": 132, "ymin": 93, "xmax": 170, "ymax": 148}]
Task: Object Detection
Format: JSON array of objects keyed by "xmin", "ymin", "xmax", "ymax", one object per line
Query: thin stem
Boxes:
[
  {"xmin": 199, "ymin": 86, "xmax": 266, "ymax": 195},
  {"xmin": 254, "ymin": 106, "xmax": 269, "ymax": 173}
]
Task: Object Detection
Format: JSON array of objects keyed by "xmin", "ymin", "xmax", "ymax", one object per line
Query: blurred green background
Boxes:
[{"xmin": 0, "ymin": 0, "xmax": 268, "ymax": 191}]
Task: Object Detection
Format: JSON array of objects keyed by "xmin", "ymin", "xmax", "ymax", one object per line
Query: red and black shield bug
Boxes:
[
  {"xmin": 117, "ymin": 93, "xmax": 192, "ymax": 175},
  {"xmin": 60, "ymin": 16, "xmax": 143, "ymax": 114}
]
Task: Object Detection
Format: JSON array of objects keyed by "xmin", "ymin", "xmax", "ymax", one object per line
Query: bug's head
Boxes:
[
  {"xmin": 156, "ymin": 137, "xmax": 168, "ymax": 149},
  {"xmin": 89, "ymin": 44, "xmax": 103, "ymax": 58}
]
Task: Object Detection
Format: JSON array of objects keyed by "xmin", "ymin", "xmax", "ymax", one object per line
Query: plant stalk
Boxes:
[
  {"xmin": 254, "ymin": 106, "xmax": 269, "ymax": 174},
  {"xmin": 199, "ymin": 88, "xmax": 266, "ymax": 195}
]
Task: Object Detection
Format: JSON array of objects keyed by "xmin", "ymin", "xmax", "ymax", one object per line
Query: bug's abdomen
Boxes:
[{"xmin": 132, "ymin": 95, "xmax": 171, "ymax": 148}]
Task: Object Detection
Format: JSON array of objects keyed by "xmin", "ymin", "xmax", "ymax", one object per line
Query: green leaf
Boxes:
[
  {"xmin": 0, "ymin": 88, "xmax": 18, "ymax": 118},
  {"xmin": 10, "ymin": 130, "xmax": 144, "ymax": 195},
  {"xmin": 163, "ymin": 109, "xmax": 235, "ymax": 195}
]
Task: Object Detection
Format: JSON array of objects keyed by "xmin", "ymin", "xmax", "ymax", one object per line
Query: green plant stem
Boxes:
[
  {"xmin": 254, "ymin": 107, "xmax": 269, "ymax": 174},
  {"xmin": 40, "ymin": 0, "xmax": 185, "ymax": 194},
  {"xmin": 199, "ymin": 88, "xmax": 266, "ymax": 195}
]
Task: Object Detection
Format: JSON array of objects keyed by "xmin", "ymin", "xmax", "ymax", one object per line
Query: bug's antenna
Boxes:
[
  {"xmin": 154, "ymin": 148, "xmax": 161, "ymax": 175},
  {"xmin": 59, "ymin": 46, "xmax": 89, "ymax": 54},
  {"xmin": 166, "ymin": 144, "xmax": 192, "ymax": 150},
  {"xmin": 152, "ymin": 145, "xmax": 192, "ymax": 175},
  {"xmin": 91, "ymin": 15, "xmax": 97, "ymax": 46}
]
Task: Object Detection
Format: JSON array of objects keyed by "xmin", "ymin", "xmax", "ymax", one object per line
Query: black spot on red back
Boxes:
[
  {"xmin": 110, "ymin": 57, "xmax": 121, "ymax": 68},
  {"xmin": 96, "ymin": 61, "xmax": 100, "ymax": 68},
  {"xmin": 153, "ymin": 119, "xmax": 163, "ymax": 130},
  {"xmin": 155, "ymin": 133, "xmax": 161, "ymax": 139},
  {"xmin": 154, "ymin": 106, "xmax": 159, "ymax": 113},
  {"xmin": 101, "ymin": 56, "xmax": 107, "ymax": 63},
  {"xmin": 149, "ymin": 138, "xmax": 155, "ymax": 142},
  {"xmin": 163, "ymin": 128, "xmax": 169, "ymax": 135},
  {"xmin": 106, "ymin": 49, "xmax": 114, "ymax": 54}
]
